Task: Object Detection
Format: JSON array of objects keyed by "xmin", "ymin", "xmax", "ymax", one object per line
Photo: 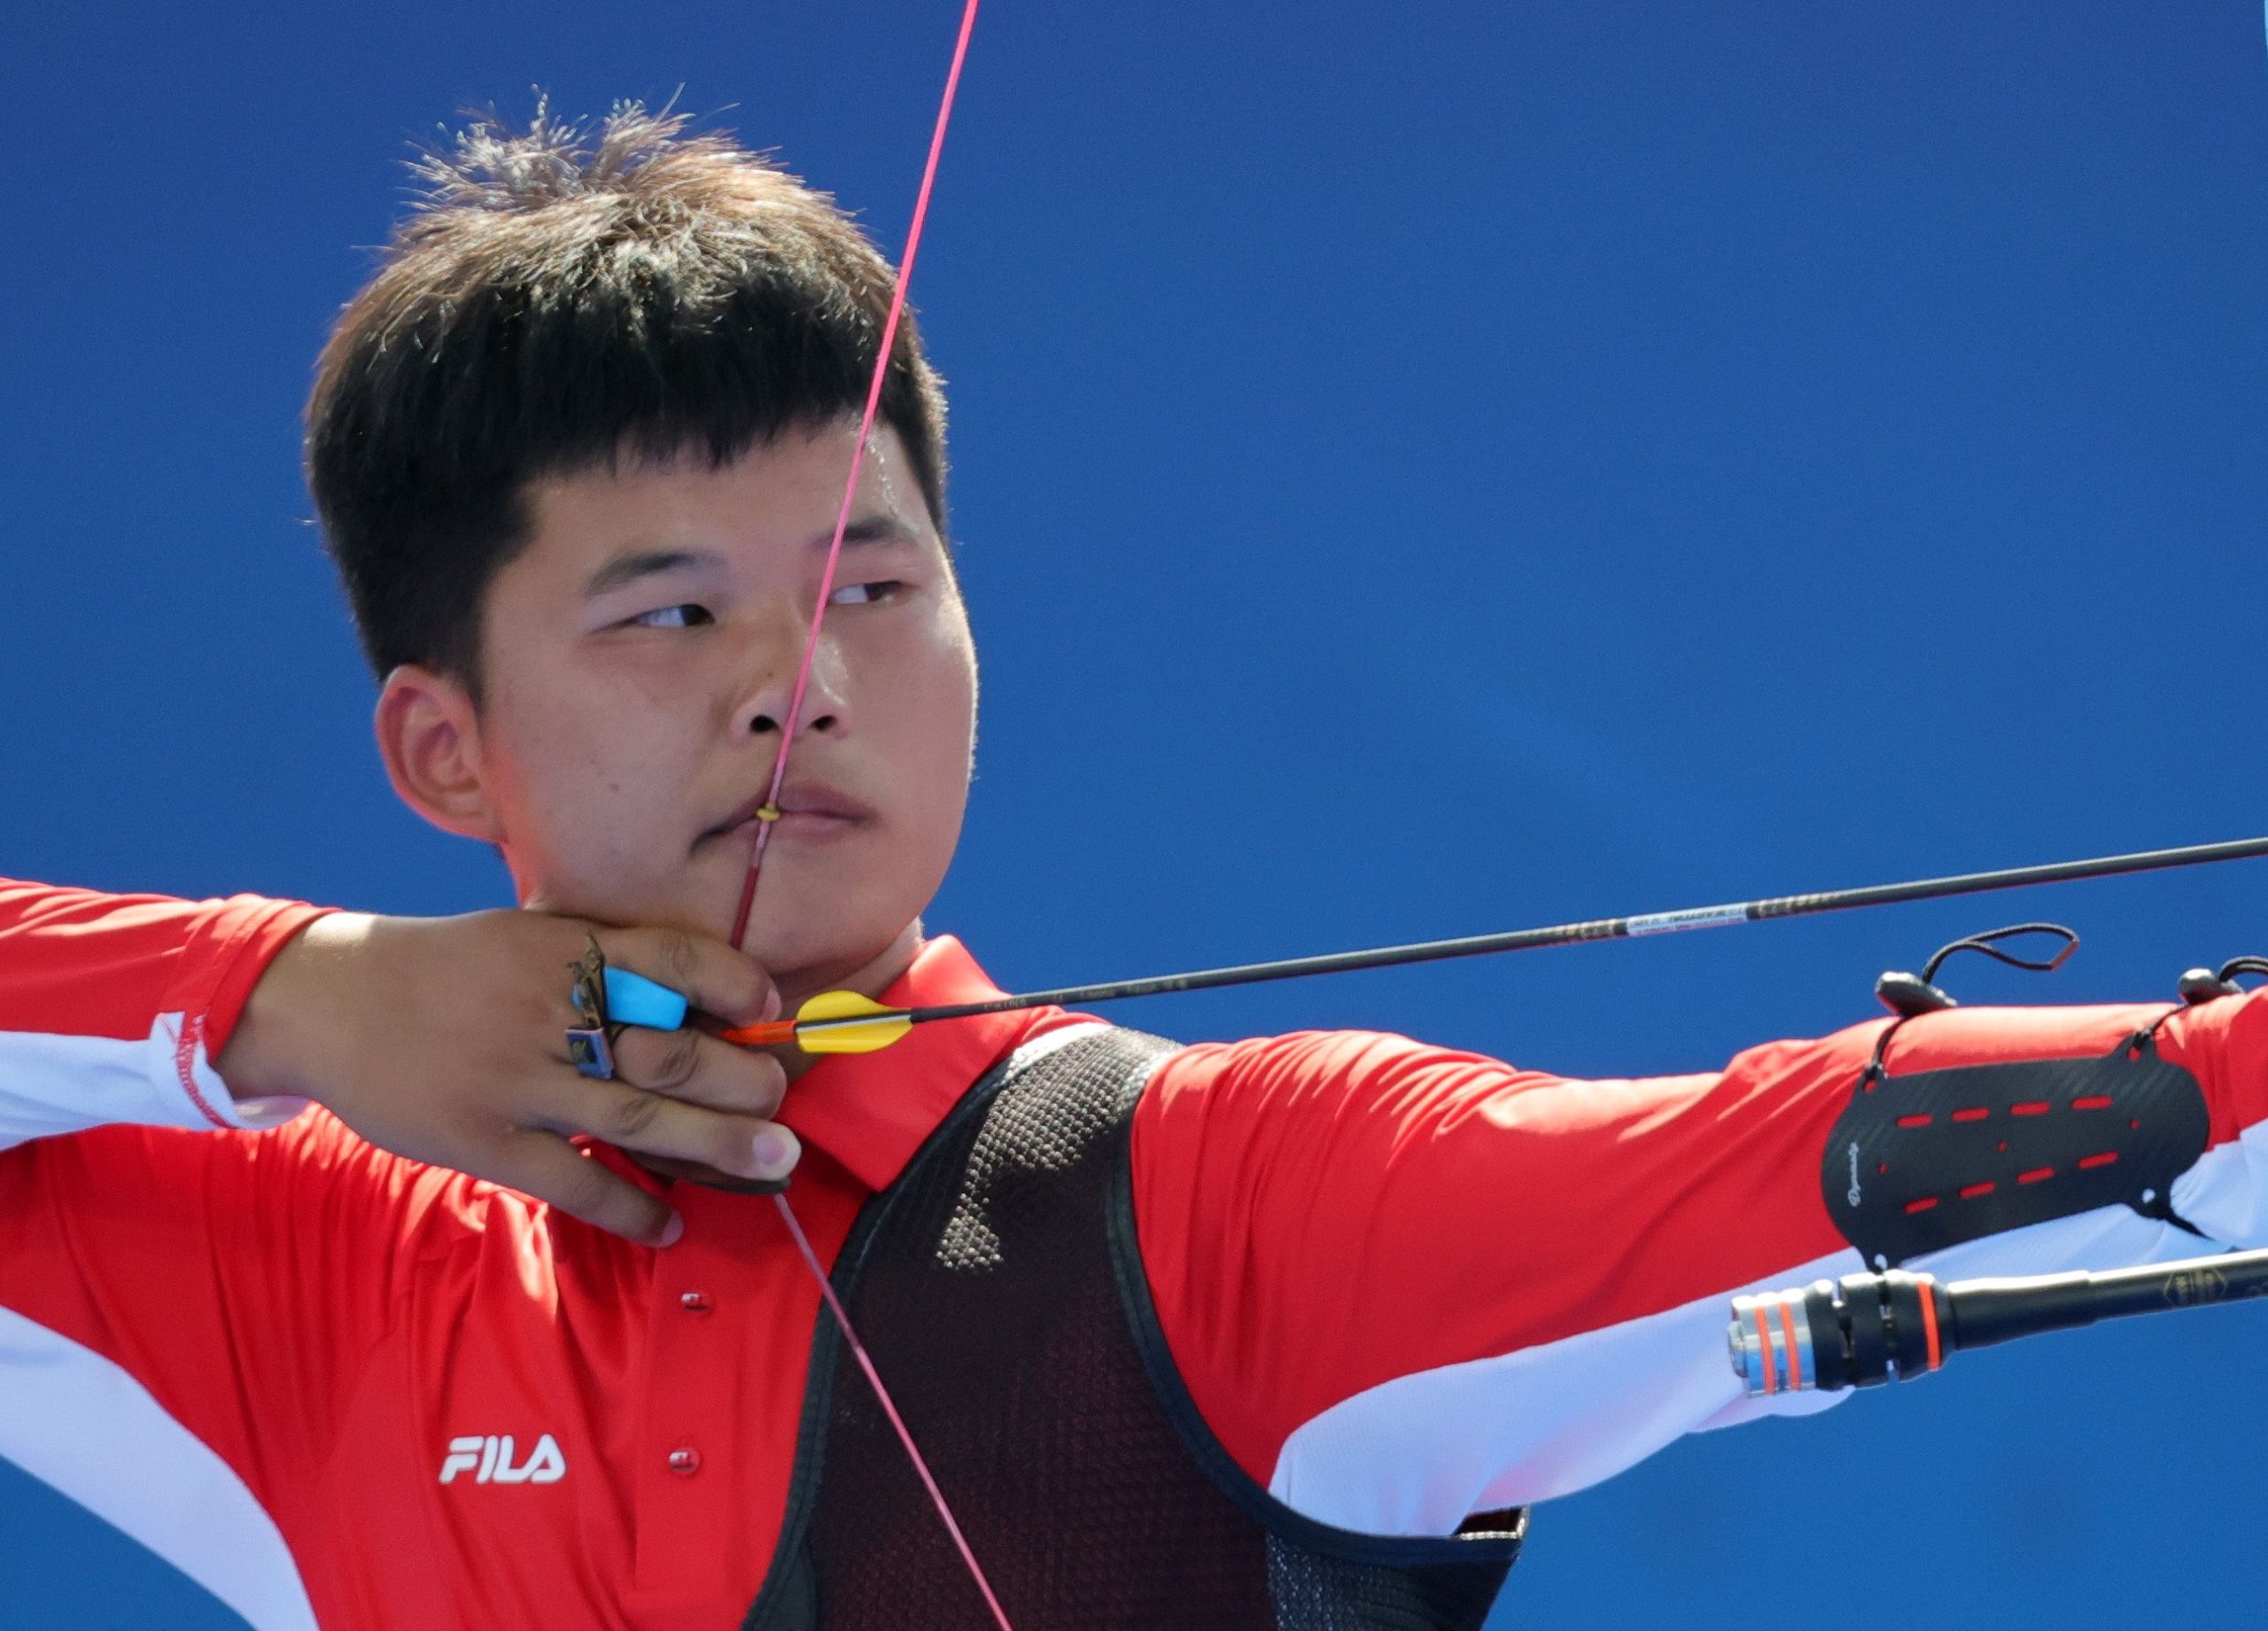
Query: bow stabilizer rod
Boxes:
[
  {"xmin": 723, "ymin": 835, "xmax": 2268, "ymax": 1053},
  {"xmin": 1729, "ymin": 1245, "xmax": 2268, "ymax": 1396}
]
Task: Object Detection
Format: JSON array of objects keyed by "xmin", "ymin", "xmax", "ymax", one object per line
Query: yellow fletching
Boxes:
[{"xmin": 792, "ymin": 990, "xmax": 913, "ymax": 1054}]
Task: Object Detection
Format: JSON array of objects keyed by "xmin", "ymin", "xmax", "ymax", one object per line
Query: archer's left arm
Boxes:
[{"xmin": 1127, "ymin": 990, "xmax": 2268, "ymax": 1537}]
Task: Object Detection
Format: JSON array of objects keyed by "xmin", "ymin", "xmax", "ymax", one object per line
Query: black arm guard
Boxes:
[{"xmin": 1822, "ymin": 1032, "xmax": 2210, "ymax": 1269}]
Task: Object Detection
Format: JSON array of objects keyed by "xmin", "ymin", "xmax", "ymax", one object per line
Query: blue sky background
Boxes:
[{"xmin": 4, "ymin": 3, "xmax": 2267, "ymax": 1625}]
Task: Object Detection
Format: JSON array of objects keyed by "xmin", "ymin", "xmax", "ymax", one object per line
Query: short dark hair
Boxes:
[{"xmin": 306, "ymin": 97, "xmax": 949, "ymax": 694}]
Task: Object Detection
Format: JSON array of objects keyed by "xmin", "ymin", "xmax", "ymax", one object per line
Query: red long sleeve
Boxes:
[{"xmin": 1130, "ymin": 994, "xmax": 2268, "ymax": 1534}]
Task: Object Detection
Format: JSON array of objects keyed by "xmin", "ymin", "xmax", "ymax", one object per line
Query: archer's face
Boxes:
[{"xmin": 457, "ymin": 418, "xmax": 975, "ymax": 996}]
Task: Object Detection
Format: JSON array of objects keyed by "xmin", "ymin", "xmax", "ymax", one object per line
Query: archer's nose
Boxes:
[{"xmin": 733, "ymin": 623, "xmax": 851, "ymax": 742}]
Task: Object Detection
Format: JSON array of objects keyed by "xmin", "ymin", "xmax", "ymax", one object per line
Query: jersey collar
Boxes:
[{"xmin": 774, "ymin": 934, "xmax": 1067, "ymax": 1194}]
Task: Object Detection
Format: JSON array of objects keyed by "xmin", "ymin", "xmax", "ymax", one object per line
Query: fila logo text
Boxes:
[{"xmin": 439, "ymin": 1433, "xmax": 567, "ymax": 1486}]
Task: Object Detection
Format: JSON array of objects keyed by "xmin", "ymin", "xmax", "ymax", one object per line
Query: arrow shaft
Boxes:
[{"xmin": 788, "ymin": 835, "xmax": 2268, "ymax": 1037}]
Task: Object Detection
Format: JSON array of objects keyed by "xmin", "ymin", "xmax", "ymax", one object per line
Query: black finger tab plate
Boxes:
[{"xmin": 1824, "ymin": 1039, "xmax": 2210, "ymax": 1268}]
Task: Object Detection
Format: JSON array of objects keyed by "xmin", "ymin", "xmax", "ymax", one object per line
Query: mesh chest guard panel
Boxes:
[{"xmin": 742, "ymin": 1025, "xmax": 1523, "ymax": 1631}]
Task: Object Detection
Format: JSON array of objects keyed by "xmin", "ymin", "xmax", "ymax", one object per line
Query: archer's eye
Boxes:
[
  {"xmin": 828, "ymin": 581, "xmax": 902, "ymax": 606},
  {"xmin": 631, "ymin": 604, "xmax": 716, "ymax": 629}
]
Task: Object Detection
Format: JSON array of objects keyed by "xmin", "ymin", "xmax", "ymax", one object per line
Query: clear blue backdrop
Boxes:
[{"xmin": 4, "ymin": 3, "xmax": 2266, "ymax": 1626}]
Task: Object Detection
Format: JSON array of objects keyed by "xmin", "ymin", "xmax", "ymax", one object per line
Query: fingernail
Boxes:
[
  {"xmin": 658, "ymin": 1213, "xmax": 685, "ymax": 1248},
  {"xmin": 760, "ymin": 987, "xmax": 782, "ymax": 1022},
  {"xmin": 754, "ymin": 1129, "xmax": 801, "ymax": 1177}
]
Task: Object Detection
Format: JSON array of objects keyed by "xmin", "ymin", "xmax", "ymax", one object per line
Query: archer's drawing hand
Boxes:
[{"xmin": 215, "ymin": 909, "xmax": 800, "ymax": 1246}]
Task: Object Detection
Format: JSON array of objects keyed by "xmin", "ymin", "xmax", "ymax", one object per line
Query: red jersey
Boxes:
[{"xmin": 6, "ymin": 876, "xmax": 2268, "ymax": 1627}]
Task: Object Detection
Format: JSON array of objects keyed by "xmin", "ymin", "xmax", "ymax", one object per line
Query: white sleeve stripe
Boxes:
[
  {"xmin": 0, "ymin": 1305, "xmax": 318, "ymax": 1630},
  {"xmin": 2169, "ymin": 1119, "xmax": 2268, "ymax": 1242},
  {"xmin": 1263, "ymin": 1248, "xmax": 1854, "ymax": 1535},
  {"xmin": 0, "ymin": 1017, "xmax": 308, "ymax": 1151}
]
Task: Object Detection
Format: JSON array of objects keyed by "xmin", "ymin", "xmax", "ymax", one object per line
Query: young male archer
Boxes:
[{"xmin": 6, "ymin": 105, "xmax": 2268, "ymax": 1631}]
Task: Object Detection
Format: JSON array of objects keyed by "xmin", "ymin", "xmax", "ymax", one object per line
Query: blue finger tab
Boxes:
[{"xmin": 603, "ymin": 967, "xmax": 690, "ymax": 1031}]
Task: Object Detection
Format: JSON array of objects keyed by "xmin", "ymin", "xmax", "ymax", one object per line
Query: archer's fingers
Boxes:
[
  {"xmin": 598, "ymin": 925, "xmax": 781, "ymax": 1028},
  {"xmin": 610, "ymin": 1025, "xmax": 788, "ymax": 1118},
  {"xmin": 494, "ymin": 1130, "xmax": 681, "ymax": 1247},
  {"xmin": 558, "ymin": 1077, "xmax": 802, "ymax": 1185}
]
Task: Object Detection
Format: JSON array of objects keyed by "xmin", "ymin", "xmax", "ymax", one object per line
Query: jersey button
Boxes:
[
  {"xmin": 667, "ymin": 1447, "xmax": 703, "ymax": 1476},
  {"xmin": 679, "ymin": 1290, "xmax": 713, "ymax": 1315}
]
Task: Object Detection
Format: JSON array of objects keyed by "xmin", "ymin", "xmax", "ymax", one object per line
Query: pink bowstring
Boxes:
[
  {"xmin": 727, "ymin": 0, "xmax": 981, "ymax": 953},
  {"xmin": 773, "ymin": 1194, "xmax": 1015, "ymax": 1631},
  {"xmin": 726, "ymin": 3, "xmax": 1008, "ymax": 1626}
]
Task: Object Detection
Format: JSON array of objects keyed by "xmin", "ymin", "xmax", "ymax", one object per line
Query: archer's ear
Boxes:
[{"xmin": 374, "ymin": 664, "xmax": 504, "ymax": 843}]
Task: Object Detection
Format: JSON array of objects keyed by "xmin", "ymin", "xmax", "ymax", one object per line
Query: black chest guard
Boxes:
[{"xmin": 741, "ymin": 1023, "xmax": 1524, "ymax": 1631}]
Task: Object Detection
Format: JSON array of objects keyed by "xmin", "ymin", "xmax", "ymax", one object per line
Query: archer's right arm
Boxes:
[
  {"xmin": 0, "ymin": 877, "xmax": 331, "ymax": 1148},
  {"xmin": 0, "ymin": 874, "xmax": 799, "ymax": 1234}
]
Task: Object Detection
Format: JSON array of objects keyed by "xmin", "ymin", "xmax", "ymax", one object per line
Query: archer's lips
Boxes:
[{"xmin": 703, "ymin": 782, "xmax": 878, "ymax": 847}]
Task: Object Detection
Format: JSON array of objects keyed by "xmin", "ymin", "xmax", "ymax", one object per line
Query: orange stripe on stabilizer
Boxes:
[
  {"xmin": 1918, "ymin": 1278, "xmax": 1942, "ymax": 1371},
  {"xmin": 1752, "ymin": 1306, "xmax": 1778, "ymax": 1395},
  {"xmin": 2078, "ymin": 1151, "xmax": 2119, "ymax": 1170},
  {"xmin": 1776, "ymin": 1301, "xmax": 1803, "ymax": 1391}
]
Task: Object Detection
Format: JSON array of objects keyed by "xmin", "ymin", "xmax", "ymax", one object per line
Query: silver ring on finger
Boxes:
[{"xmin": 564, "ymin": 933, "xmax": 619, "ymax": 1080}]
